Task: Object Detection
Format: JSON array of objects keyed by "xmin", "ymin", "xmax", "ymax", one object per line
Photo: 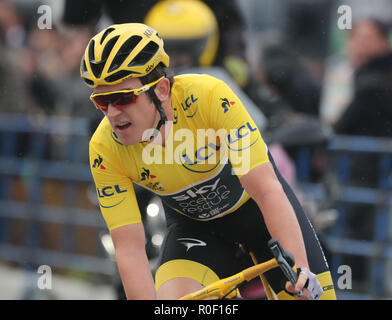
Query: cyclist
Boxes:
[
  {"xmin": 144, "ymin": 0, "xmax": 219, "ymax": 69},
  {"xmin": 81, "ymin": 23, "xmax": 336, "ymax": 300}
]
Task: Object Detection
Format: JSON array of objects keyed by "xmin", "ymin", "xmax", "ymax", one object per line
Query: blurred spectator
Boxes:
[
  {"xmin": 54, "ymin": 27, "xmax": 98, "ymax": 116},
  {"xmin": 284, "ymin": 0, "xmax": 332, "ymax": 62},
  {"xmin": 334, "ymin": 18, "xmax": 392, "ymax": 136},
  {"xmin": 55, "ymin": 26, "xmax": 103, "ymax": 137},
  {"xmin": 0, "ymin": 1, "xmax": 27, "ymax": 48},
  {"xmin": 28, "ymin": 27, "xmax": 62, "ymax": 80},
  {"xmin": 0, "ymin": 42, "xmax": 27, "ymax": 114},
  {"xmin": 333, "ymin": 18, "xmax": 392, "ymax": 189},
  {"xmin": 0, "ymin": 1, "xmax": 29, "ymax": 114},
  {"xmin": 260, "ymin": 43, "xmax": 321, "ymax": 118},
  {"xmin": 320, "ymin": 17, "xmax": 391, "ymax": 126},
  {"xmin": 254, "ymin": 42, "xmax": 327, "ymax": 184},
  {"xmin": 16, "ymin": 27, "xmax": 61, "ymax": 116}
]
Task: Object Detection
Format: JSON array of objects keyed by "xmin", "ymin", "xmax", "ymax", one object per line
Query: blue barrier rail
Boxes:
[
  {"xmin": 297, "ymin": 135, "xmax": 392, "ymax": 299},
  {"xmin": 0, "ymin": 113, "xmax": 114, "ymax": 279}
]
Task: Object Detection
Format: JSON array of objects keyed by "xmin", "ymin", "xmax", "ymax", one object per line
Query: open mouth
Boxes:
[{"xmin": 116, "ymin": 122, "xmax": 132, "ymax": 131}]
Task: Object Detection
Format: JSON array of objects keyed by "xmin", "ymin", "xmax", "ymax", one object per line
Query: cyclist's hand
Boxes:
[{"xmin": 285, "ymin": 268, "xmax": 323, "ymax": 300}]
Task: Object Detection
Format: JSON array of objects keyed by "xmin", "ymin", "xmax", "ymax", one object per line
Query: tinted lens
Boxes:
[
  {"xmin": 114, "ymin": 92, "xmax": 140, "ymax": 107},
  {"xmin": 92, "ymin": 92, "xmax": 140, "ymax": 111}
]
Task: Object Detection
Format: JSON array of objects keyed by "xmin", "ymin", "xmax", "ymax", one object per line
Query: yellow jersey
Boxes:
[{"xmin": 89, "ymin": 74, "xmax": 269, "ymax": 231}]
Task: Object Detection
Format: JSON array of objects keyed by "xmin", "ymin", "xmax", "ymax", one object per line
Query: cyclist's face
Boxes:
[{"xmin": 94, "ymin": 78, "xmax": 159, "ymax": 145}]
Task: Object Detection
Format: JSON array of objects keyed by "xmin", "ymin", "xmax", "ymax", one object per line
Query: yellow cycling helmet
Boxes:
[
  {"xmin": 145, "ymin": 0, "xmax": 219, "ymax": 67},
  {"xmin": 80, "ymin": 23, "xmax": 170, "ymax": 87}
]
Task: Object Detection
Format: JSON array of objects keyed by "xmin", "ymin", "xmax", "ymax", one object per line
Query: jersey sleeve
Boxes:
[
  {"xmin": 89, "ymin": 141, "xmax": 142, "ymax": 231},
  {"xmin": 206, "ymin": 78, "xmax": 269, "ymax": 178}
]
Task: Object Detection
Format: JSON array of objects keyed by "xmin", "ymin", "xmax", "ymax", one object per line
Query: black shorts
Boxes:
[{"xmin": 155, "ymin": 153, "xmax": 336, "ymax": 299}]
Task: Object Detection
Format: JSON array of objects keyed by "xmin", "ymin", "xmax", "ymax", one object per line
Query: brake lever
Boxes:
[{"xmin": 268, "ymin": 238, "xmax": 302, "ymax": 297}]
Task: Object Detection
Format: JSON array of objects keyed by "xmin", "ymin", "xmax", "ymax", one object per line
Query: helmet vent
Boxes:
[
  {"xmin": 100, "ymin": 27, "xmax": 115, "ymax": 45},
  {"xmin": 101, "ymin": 35, "xmax": 120, "ymax": 62},
  {"xmin": 80, "ymin": 58, "xmax": 90, "ymax": 77},
  {"xmin": 105, "ymin": 70, "xmax": 139, "ymax": 83},
  {"xmin": 88, "ymin": 39, "xmax": 104, "ymax": 78},
  {"xmin": 83, "ymin": 78, "xmax": 95, "ymax": 86},
  {"xmin": 80, "ymin": 58, "xmax": 87, "ymax": 72},
  {"xmin": 89, "ymin": 35, "xmax": 119, "ymax": 78},
  {"xmin": 88, "ymin": 40, "xmax": 96, "ymax": 64},
  {"xmin": 108, "ymin": 35, "xmax": 142, "ymax": 72},
  {"xmin": 129, "ymin": 41, "xmax": 159, "ymax": 67}
]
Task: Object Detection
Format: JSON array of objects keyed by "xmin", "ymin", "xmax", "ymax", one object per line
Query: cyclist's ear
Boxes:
[{"xmin": 154, "ymin": 78, "xmax": 171, "ymax": 102}]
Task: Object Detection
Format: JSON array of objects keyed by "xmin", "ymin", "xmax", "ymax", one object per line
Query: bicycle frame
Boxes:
[{"xmin": 180, "ymin": 239, "xmax": 299, "ymax": 300}]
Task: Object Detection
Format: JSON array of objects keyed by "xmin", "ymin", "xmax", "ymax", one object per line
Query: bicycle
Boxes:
[{"xmin": 179, "ymin": 238, "xmax": 300, "ymax": 300}]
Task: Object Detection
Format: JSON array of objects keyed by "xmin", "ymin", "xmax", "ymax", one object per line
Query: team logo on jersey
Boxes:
[
  {"xmin": 179, "ymin": 142, "xmax": 222, "ymax": 173},
  {"xmin": 92, "ymin": 154, "xmax": 106, "ymax": 170},
  {"xmin": 140, "ymin": 168, "xmax": 164, "ymax": 191},
  {"xmin": 181, "ymin": 94, "xmax": 198, "ymax": 111},
  {"xmin": 97, "ymin": 184, "xmax": 127, "ymax": 198},
  {"xmin": 146, "ymin": 182, "xmax": 165, "ymax": 192},
  {"xmin": 180, "ymin": 94, "xmax": 198, "ymax": 118},
  {"xmin": 220, "ymin": 98, "xmax": 235, "ymax": 113},
  {"xmin": 96, "ymin": 184, "xmax": 127, "ymax": 208},
  {"xmin": 160, "ymin": 161, "xmax": 245, "ymax": 220},
  {"xmin": 172, "ymin": 178, "xmax": 222, "ymax": 202},
  {"xmin": 140, "ymin": 167, "xmax": 156, "ymax": 181},
  {"xmin": 225, "ymin": 121, "xmax": 259, "ymax": 151},
  {"xmin": 177, "ymin": 238, "xmax": 207, "ymax": 252}
]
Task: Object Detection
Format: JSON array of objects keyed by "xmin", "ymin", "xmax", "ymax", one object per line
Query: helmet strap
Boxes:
[{"xmin": 143, "ymin": 90, "xmax": 168, "ymax": 142}]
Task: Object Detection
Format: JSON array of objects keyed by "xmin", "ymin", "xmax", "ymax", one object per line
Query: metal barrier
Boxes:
[
  {"xmin": 297, "ymin": 135, "xmax": 392, "ymax": 299},
  {"xmin": 0, "ymin": 113, "xmax": 114, "ymax": 277}
]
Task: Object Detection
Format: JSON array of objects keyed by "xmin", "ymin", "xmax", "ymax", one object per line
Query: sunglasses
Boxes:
[{"xmin": 90, "ymin": 77, "xmax": 164, "ymax": 111}]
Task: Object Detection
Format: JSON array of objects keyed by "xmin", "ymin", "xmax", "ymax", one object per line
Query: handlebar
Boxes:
[
  {"xmin": 268, "ymin": 238, "xmax": 302, "ymax": 297},
  {"xmin": 180, "ymin": 238, "xmax": 300, "ymax": 300}
]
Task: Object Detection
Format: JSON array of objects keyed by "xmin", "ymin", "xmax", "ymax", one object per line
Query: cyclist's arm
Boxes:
[
  {"xmin": 89, "ymin": 138, "xmax": 154, "ymax": 298},
  {"xmin": 110, "ymin": 223, "xmax": 157, "ymax": 300},
  {"xmin": 240, "ymin": 161, "xmax": 309, "ymax": 270},
  {"xmin": 204, "ymin": 76, "xmax": 315, "ymax": 298},
  {"xmin": 204, "ymin": 77, "xmax": 307, "ymax": 265}
]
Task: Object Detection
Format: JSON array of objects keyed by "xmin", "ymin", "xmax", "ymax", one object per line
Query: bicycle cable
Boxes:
[{"xmin": 221, "ymin": 282, "xmax": 246, "ymax": 299}]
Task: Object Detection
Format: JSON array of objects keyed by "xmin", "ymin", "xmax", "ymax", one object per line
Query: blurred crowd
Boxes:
[
  {"xmin": 1, "ymin": 0, "xmax": 391, "ymax": 140},
  {"xmin": 1, "ymin": 0, "xmax": 392, "ymax": 295},
  {"xmin": 0, "ymin": 1, "xmax": 94, "ymax": 118}
]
